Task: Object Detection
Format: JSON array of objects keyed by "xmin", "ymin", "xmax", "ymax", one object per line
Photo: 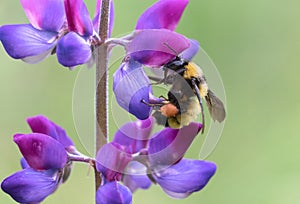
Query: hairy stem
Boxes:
[{"xmin": 95, "ymin": 0, "xmax": 110, "ymax": 191}]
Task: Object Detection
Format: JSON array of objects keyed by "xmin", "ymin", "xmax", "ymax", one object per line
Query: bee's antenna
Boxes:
[{"xmin": 163, "ymin": 42, "xmax": 179, "ymax": 56}]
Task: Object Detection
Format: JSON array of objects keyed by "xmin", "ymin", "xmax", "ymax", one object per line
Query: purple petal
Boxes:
[
  {"xmin": 136, "ymin": 0, "xmax": 188, "ymax": 31},
  {"xmin": 56, "ymin": 32, "xmax": 92, "ymax": 67},
  {"xmin": 64, "ymin": 0, "xmax": 93, "ymax": 36},
  {"xmin": 27, "ymin": 115, "xmax": 74, "ymax": 148},
  {"xmin": 96, "ymin": 142, "xmax": 132, "ymax": 182},
  {"xmin": 96, "ymin": 181, "xmax": 132, "ymax": 204},
  {"xmin": 0, "ymin": 24, "xmax": 57, "ymax": 60},
  {"xmin": 93, "ymin": 0, "xmax": 114, "ymax": 37},
  {"xmin": 128, "ymin": 29, "xmax": 190, "ymax": 67},
  {"xmin": 123, "ymin": 161, "xmax": 152, "ymax": 193},
  {"xmin": 20, "ymin": 0, "xmax": 65, "ymax": 32},
  {"xmin": 113, "ymin": 58, "xmax": 152, "ymax": 120},
  {"xmin": 14, "ymin": 133, "xmax": 68, "ymax": 170},
  {"xmin": 20, "ymin": 158, "xmax": 30, "ymax": 169},
  {"xmin": 148, "ymin": 123, "xmax": 202, "ymax": 168},
  {"xmin": 113, "ymin": 118, "xmax": 154, "ymax": 153},
  {"xmin": 1, "ymin": 168, "xmax": 59, "ymax": 203},
  {"xmin": 181, "ymin": 39, "xmax": 199, "ymax": 61},
  {"xmin": 153, "ymin": 159, "xmax": 216, "ymax": 199}
]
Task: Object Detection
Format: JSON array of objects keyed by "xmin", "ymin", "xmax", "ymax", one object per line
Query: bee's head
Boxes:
[{"xmin": 164, "ymin": 56, "xmax": 188, "ymax": 72}]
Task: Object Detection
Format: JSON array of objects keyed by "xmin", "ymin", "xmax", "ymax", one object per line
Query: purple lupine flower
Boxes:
[
  {"xmin": 148, "ymin": 122, "xmax": 202, "ymax": 167},
  {"xmin": 56, "ymin": 0, "xmax": 95, "ymax": 67},
  {"xmin": 14, "ymin": 133, "xmax": 68, "ymax": 170},
  {"xmin": 94, "ymin": 119, "xmax": 153, "ymax": 202},
  {"xmin": 96, "ymin": 142, "xmax": 132, "ymax": 182},
  {"xmin": 26, "ymin": 115, "xmax": 75, "ymax": 150},
  {"xmin": 0, "ymin": 0, "xmax": 113, "ymax": 68},
  {"xmin": 153, "ymin": 159, "xmax": 216, "ymax": 199},
  {"xmin": 122, "ymin": 120, "xmax": 215, "ymax": 199},
  {"xmin": 135, "ymin": 0, "xmax": 189, "ymax": 31},
  {"xmin": 146, "ymin": 123, "xmax": 217, "ymax": 199},
  {"xmin": 131, "ymin": 0, "xmax": 190, "ymax": 66},
  {"xmin": 113, "ymin": 0, "xmax": 192, "ymax": 119},
  {"xmin": 95, "ymin": 118, "xmax": 214, "ymax": 198},
  {"xmin": 0, "ymin": 0, "xmax": 65, "ymax": 63},
  {"xmin": 113, "ymin": 58, "xmax": 153, "ymax": 120},
  {"xmin": 96, "ymin": 181, "xmax": 132, "ymax": 204},
  {"xmin": 1, "ymin": 169, "xmax": 61, "ymax": 203},
  {"xmin": 1, "ymin": 115, "xmax": 75, "ymax": 203}
]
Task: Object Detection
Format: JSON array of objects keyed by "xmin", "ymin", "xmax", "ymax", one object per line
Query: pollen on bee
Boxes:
[
  {"xmin": 199, "ymin": 83, "xmax": 208, "ymax": 98},
  {"xmin": 160, "ymin": 104, "xmax": 179, "ymax": 117}
]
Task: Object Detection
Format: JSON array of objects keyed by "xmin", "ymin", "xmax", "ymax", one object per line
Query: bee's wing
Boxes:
[{"xmin": 205, "ymin": 89, "xmax": 226, "ymax": 122}]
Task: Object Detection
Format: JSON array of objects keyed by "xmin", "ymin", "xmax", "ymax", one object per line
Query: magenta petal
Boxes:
[
  {"xmin": 65, "ymin": 0, "xmax": 93, "ymax": 36},
  {"xmin": 14, "ymin": 133, "xmax": 68, "ymax": 170},
  {"xmin": 181, "ymin": 39, "xmax": 199, "ymax": 61},
  {"xmin": 96, "ymin": 142, "xmax": 132, "ymax": 182},
  {"xmin": 148, "ymin": 123, "xmax": 202, "ymax": 167},
  {"xmin": 1, "ymin": 168, "xmax": 59, "ymax": 203},
  {"xmin": 0, "ymin": 24, "xmax": 57, "ymax": 60},
  {"xmin": 154, "ymin": 159, "xmax": 216, "ymax": 199},
  {"xmin": 57, "ymin": 32, "xmax": 92, "ymax": 67},
  {"xmin": 113, "ymin": 118, "xmax": 154, "ymax": 154},
  {"xmin": 96, "ymin": 181, "xmax": 132, "ymax": 204},
  {"xmin": 27, "ymin": 115, "xmax": 74, "ymax": 148},
  {"xmin": 123, "ymin": 161, "xmax": 152, "ymax": 193},
  {"xmin": 20, "ymin": 0, "xmax": 65, "ymax": 32},
  {"xmin": 136, "ymin": 0, "xmax": 188, "ymax": 31},
  {"xmin": 128, "ymin": 29, "xmax": 190, "ymax": 66},
  {"xmin": 113, "ymin": 59, "xmax": 152, "ymax": 120},
  {"xmin": 93, "ymin": 0, "xmax": 114, "ymax": 37}
]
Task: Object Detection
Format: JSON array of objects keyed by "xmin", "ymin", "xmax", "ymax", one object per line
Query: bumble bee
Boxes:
[
  {"xmin": 148, "ymin": 46, "xmax": 226, "ymax": 133},
  {"xmin": 143, "ymin": 83, "xmax": 201, "ymax": 130}
]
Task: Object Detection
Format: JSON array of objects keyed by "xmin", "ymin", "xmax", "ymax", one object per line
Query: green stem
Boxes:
[{"xmin": 95, "ymin": 0, "xmax": 110, "ymax": 191}]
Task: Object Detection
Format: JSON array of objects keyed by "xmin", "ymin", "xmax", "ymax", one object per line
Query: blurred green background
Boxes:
[{"xmin": 1, "ymin": 0, "xmax": 300, "ymax": 203}]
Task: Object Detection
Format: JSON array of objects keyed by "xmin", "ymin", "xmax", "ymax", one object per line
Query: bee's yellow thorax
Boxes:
[{"xmin": 184, "ymin": 62, "xmax": 208, "ymax": 98}]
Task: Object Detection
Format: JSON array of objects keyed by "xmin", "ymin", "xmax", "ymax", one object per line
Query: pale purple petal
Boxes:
[
  {"xmin": 56, "ymin": 32, "xmax": 92, "ymax": 67},
  {"xmin": 22, "ymin": 48, "xmax": 53, "ymax": 64},
  {"xmin": 1, "ymin": 168, "xmax": 59, "ymax": 203},
  {"xmin": 148, "ymin": 123, "xmax": 202, "ymax": 168},
  {"xmin": 123, "ymin": 161, "xmax": 152, "ymax": 193},
  {"xmin": 14, "ymin": 133, "xmax": 68, "ymax": 170},
  {"xmin": 27, "ymin": 115, "xmax": 74, "ymax": 148},
  {"xmin": 128, "ymin": 29, "xmax": 190, "ymax": 66},
  {"xmin": 96, "ymin": 142, "xmax": 132, "ymax": 181},
  {"xmin": 0, "ymin": 24, "xmax": 57, "ymax": 60},
  {"xmin": 93, "ymin": 0, "xmax": 114, "ymax": 37},
  {"xmin": 181, "ymin": 39, "xmax": 199, "ymax": 61},
  {"xmin": 153, "ymin": 159, "xmax": 216, "ymax": 199},
  {"xmin": 20, "ymin": 158, "xmax": 30, "ymax": 169},
  {"xmin": 136, "ymin": 0, "xmax": 188, "ymax": 31},
  {"xmin": 65, "ymin": 0, "xmax": 93, "ymax": 36},
  {"xmin": 96, "ymin": 181, "xmax": 132, "ymax": 204},
  {"xmin": 20, "ymin": 0, "xmax": 65, "ymax": 31},
  {"xmin": 113, "ymin": 118, "xmax": 154, "ymax": 153},
  {"xmin": 113, "ymin": 58, "xmax": 152, "ymax": 120}
]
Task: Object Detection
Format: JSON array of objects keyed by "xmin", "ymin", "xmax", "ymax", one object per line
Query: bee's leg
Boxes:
[
  {"xmin": 191, "ymin": 79, "xmax": 205, "ymax": 134},
  {"xmin": 148, "ymin": 76, "xmax": 164, "ymax": 85},
  {"xmin": 158, "ymin": 95, "xmax": 168, "ymax": 101},
  {"xmin": 141, "ymin": 99, "xmax": 163, "ymax": 107}
]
